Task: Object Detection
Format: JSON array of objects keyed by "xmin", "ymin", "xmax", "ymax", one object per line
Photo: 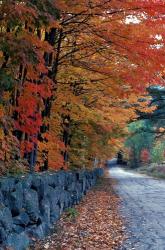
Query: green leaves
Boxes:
[{"xmin": 0, "ymin": 70, "xmax": 14, "ymax": 92}]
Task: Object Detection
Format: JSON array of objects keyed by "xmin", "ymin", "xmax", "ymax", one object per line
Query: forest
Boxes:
[{"xmin": 0, "ymin": 0, "xmax": 165, "ymax": 175}]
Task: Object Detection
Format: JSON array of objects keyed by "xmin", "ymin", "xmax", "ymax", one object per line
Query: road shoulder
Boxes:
[{"xmin": 33, "ymin": 171, "xmax": 126, "ymax": 250}]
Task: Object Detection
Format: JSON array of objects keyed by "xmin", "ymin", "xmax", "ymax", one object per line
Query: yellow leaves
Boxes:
[
  {"xmin": 0, "ymin": 51, "xmax": 3, "ymax": 58},
  {"xmin": 138, "ymin": 97, "xmax": 157, "ymax": 113},
  {"xmin": 2, "ymin": 91, "xmax": 10, "ymax": 102},
  {"xmin": 108, "ymin": 138, "xmax": 123, "ymax": 150},
  {"xmin": 127, "ymin": 93, "xmax": 139, "ymax": 103},
  {"xmin": 0, "ymin": 128, "xmax": 4, "ymax": 140},
  {"xmin": 140, "ymin": 105, "xmax": 157, "ymax": 113},
  {"xmin": 159, "ymin": 127, "xmax": 165, "ymax": 133},
  {"xmin": 38, "ymin": 141, "xmax": 48, "ymax": 151},
  {"xmin": 121, "ymin": 93, "xmax": 157, "ymax": 118},
  {"xmin": 0, "ymin": 51, "xmax": 3, "ymax": 68},
  {"xmin": 104, "ymin": 106, "xmax": 136, "ymax": 125}
]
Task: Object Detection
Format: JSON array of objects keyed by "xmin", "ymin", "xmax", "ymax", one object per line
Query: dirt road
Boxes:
[{"xmin": 110, "ymin": 166, "xmax": 165, "ymax": 250}]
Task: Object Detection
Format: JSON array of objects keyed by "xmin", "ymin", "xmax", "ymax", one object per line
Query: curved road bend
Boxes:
[{"xmin": 108, "ymin": 163, "xmax": 165, "ymax": 250}]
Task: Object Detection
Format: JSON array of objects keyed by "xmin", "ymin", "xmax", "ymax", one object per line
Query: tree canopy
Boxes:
[{"xmin": 0, "ymin": 0, "xmax": 164, "ymax": 174}]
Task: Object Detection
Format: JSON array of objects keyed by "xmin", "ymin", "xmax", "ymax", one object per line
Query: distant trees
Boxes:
[{"xmin": 126, "ymin": 86, "xmax": 165, "ymax": 168}]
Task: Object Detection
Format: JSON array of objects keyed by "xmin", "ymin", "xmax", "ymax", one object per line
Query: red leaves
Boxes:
[
  {"xmin": 15, "ymin": 81, "xmax": 47, "ymax": 154},
  {"xmin": 141, "ymin": 149, "xmax": 150, "ymax": 163},
  {"xmin": 1, "ymin": 0, "xmax": 165, "ymax": 172},
  {"xmin": 15, "ymin": 76, "xmax": 53, "ymax": 142},
  {"xmin": 20, "ymin": 141, "xmax": 34, "ymax": 155}
]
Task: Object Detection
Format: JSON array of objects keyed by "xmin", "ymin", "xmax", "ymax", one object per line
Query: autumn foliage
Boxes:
[
  {"xmin": 0, "ymin": 0, "xmax": 164, "ymax": 173},
  {"xmin": 140, "ymin": 149, "xmax": 150, "ymax": 163}
]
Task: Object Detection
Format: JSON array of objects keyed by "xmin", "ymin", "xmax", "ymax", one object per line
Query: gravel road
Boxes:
[{"xmin": 109, "ymin": 164, "xmax": 165, "ymax": 250}]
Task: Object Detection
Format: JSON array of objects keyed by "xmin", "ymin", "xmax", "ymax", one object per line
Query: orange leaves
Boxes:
[
  {"xmin": 13, "ymin": 1, "xmax": 37, "ymax": 19},
  {"xmin": 126, "ymin": 93, "xmax": 157, "ymax": 114},
  {"xmin": 38, "ymin": 0, "xmax": 165, "ymax": 169},
  {"xmin": 89, "ymin": 1, "xmax": 165, "ymax": 87},
  {"xmin": 159, "ymin": 127, "xmax": 165, "ymax": 133},
  {"xmin": 108, "ymin": 138, "xmax": 123, "ymax": 148},
  {"xmin": 0, "ymin": 128, "xmax": 4, "ymax": 141},
  {"xmin": 38, "ymin": 133, "xmax": 66, "ymax": 170},
  {"xmin": 0, "ymin": 0, "xmax": 164, "ymax": 172},
  {"xmin": 47, "ymin": 20, "xmax": 61, "ymax": 31},
  {"xmin": 20, "ymin": 141, "xmax": 34, "ymax": 155}
]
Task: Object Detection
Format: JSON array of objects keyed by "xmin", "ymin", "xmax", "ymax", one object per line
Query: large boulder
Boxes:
[
  {"xmin": 66, "ymin": 182, "xmax": 76, "ymax": 192},
  {"xmin": 0, "ymin": 168, "xmax": 103, "ymax": 249},
  {"xmin": 50, "ymin": 205, "xmax": 60, "ymax": 223},
  {"xmin": 65, "ymin": 172, "xmax": 75, "ymax": 186},
  {"xmin": 8, "ymin": 182, "xmax": 23, "ymax": 216},
  {"xmin": 82, "ymin": 178, "xmax": 86, "ymax": 193},
  {"xmin": 0, "ymin": 178, "xmax": 15, "ymax": 206},
  {"xmin": 0, "ymin": 226, "xmax": 7, "ymax": 243},
  {"xmin": 56, "ymin": 171, "xmax": 66, "ymax": 187},
  {"xmin": 40, "ymin": 197, "xmax": 50, "ymax": 225},
  {"xmin": 23, "ymin": 189, "xmax": 39, "ymax": 223},
  {"xmin": 0, "ymin": 191, "xmax": 4, "ymax": 205},
  {"xmin": 13, "ymin": 212, "xmax": 30, "ymax": 227},
  {"xmin": 21, "ymin": 175, "xmax": 33, "ymax": 189},
  {"xmin": 31, "ymin": 175, "xmax": 49, "ymax": 200},
  {"xmin": 45, "ymin": 173, "xmax": 58, "ymax": 188},
  {"xmin": 5, "ymin": 232, "xmax": 29, "ymax": 250},
  {"xmin": 0, "ymin": 206, "xmax": 13, "ymax": 232},
  {"xmin": 46, "ymin": 186, "xmax": 61, "ymax": 221},
  {"xmin": 58, "ymin": 190, "xmax": 71, "ymax": 213},
  {"xmin": 47, "ymin": 186, "xmax": 61, "ymax": 207},
  {"xmin": 33, "ymin": 222, "xmax": 50, "ymax": 239},
  {"xmin": 13, "ymin": 224, "xmax": 25, "ymax": 234},
  {"xmin": 76, "ymin": 171, "xmax": 86, "ymax": 182},
  {"xmin": 0, "ymin": 178, "xmax": 15, "ymax": 193},
  {"xmin": 26, "ymin": 222, "xmax": 49, "ymax": 239}
]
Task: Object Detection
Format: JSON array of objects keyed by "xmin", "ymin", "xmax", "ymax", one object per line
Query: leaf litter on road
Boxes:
[{"xmin": 34, "ymin": 172, "xmax": 126, "ymax": 250}]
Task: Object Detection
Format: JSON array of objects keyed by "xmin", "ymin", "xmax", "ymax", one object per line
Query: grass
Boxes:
[{"xmin": 65, "ymin": 207, "xmax": 79, "ymax": 219}]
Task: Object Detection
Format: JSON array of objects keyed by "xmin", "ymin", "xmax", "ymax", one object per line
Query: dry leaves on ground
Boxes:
[{"xmin": 34, "ymin": 171, "xmax": 126, "ymax": 250}]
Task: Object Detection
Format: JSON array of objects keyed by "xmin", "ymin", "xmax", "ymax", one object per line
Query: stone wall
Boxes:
[{"xmin": 0, "ymin": 168, "xmax": 103, "ymax": 250}]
